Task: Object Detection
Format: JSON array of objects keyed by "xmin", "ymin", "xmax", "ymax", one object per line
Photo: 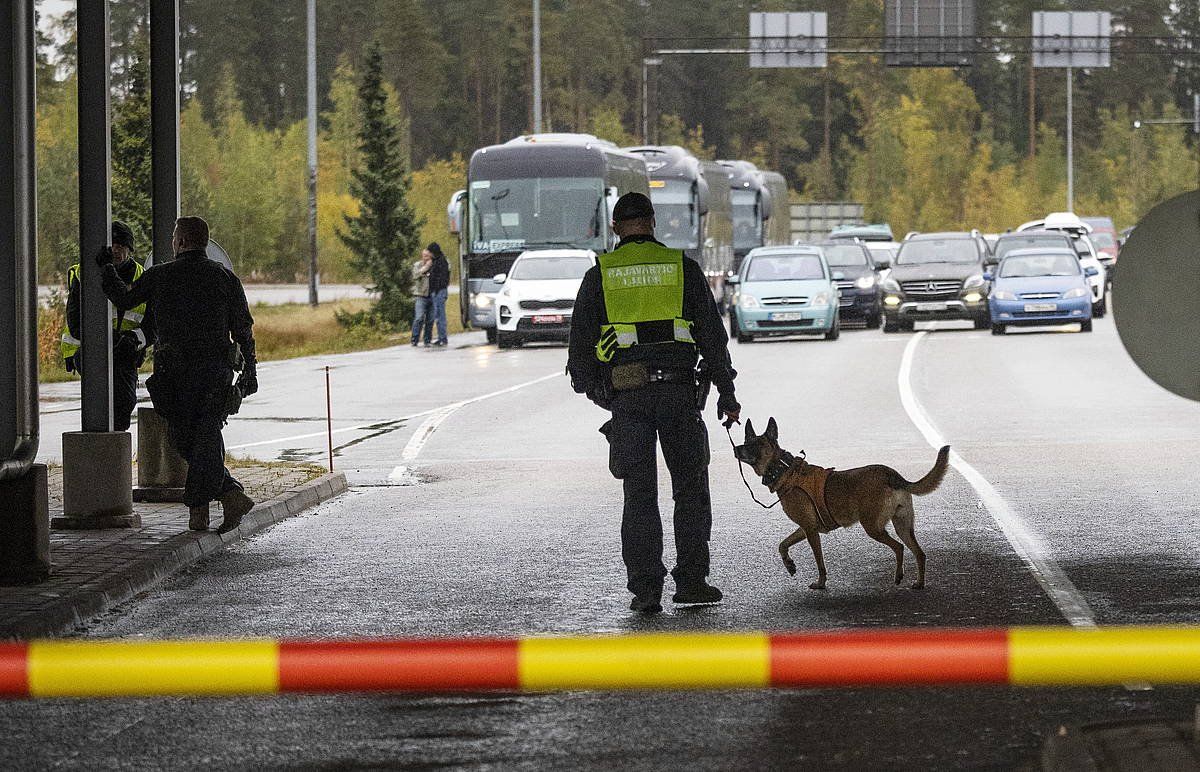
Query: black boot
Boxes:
[
  {"xmin": 630, "ymin": 591, "xmax": 663, "ymax": 614},
  {"xmin": 673, "ymin": 581, "xmax": 722, "ymax": 605}
]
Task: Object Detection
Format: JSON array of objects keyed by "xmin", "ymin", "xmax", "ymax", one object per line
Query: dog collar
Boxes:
[{"xmin": 762, "ymin": 450, "xmax": 798, "ymax": 491}]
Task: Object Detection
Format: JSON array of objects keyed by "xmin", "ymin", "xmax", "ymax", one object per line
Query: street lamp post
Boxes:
[
  {"xmin": 306, "ymin": 0, "xmax": 318, "ymax": 307},
  {"xmin": 641, "ymin": 57, "xmax": 662, "ymax": 144},
  {"xmin": 1132, "ymin": 93, "xmax": 1200, "ymax": 191},
  {"xmin": 532, "ymin": 0, "xmax": 542, "ymax": 133}
]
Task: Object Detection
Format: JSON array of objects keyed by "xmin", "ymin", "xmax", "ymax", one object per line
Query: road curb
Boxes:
[{"xmin": 0, "ymin": 472, "xmax": 348, "ymax": 640}]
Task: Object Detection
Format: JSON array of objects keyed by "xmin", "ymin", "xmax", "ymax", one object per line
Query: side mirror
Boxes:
[
  {"xmin": 983, "ymin": 272, "xmax": 994, "ymax": 281},
  {"xmin": 493, "ymin": 273, "xmax": 507, "ymax": 283},
  {"xmin": 832, "ymin": 271, "xmax": 845, "ymax": 281},
  {"xmin": 696, "ymin": 178, "xmax": 711, "ymax": 217},
  {"xmin": 727, "ymin": 275, "xmax": 740, "ymax": 285},
  {"xmin": 873, "ymin": 258, "xmax": 891, "ymax": 270},
  {"xmin": 1084, "ymin": 266, "xmax": 1099, "ymax": 277},
  {"xmin": 447, "ymin": 189, "xmax": 466, "ymax": 235}
]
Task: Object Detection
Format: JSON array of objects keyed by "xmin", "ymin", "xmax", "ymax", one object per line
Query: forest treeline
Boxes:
[{"xmin": 33, "ymin": 0, "xmax": 1200, "ymax": 282}]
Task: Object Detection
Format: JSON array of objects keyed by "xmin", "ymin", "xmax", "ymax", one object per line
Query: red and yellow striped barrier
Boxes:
[{"xmin": 4, "ymin": 627, "xmax": 1200, "ymax": 698}]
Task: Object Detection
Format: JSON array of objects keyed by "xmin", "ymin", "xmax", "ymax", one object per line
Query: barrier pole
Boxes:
[{"xmin": 325, "ymin": 366, "xmax": 333, "ymax": 472}]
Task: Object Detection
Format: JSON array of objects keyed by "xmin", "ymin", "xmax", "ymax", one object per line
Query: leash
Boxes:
[{"xmin": 725, "ymin": 424, "xmax": 782, "ymax": 509}]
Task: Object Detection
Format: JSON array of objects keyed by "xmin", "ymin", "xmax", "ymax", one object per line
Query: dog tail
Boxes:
[{"xmin": 902, "ymin": 445, "xmax": 950, "ymax": 496}]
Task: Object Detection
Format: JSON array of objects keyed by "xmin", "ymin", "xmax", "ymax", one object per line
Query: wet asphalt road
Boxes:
[{"xmin": 12, "ymin": 313, "xmax": 1200, "ymax": 769}]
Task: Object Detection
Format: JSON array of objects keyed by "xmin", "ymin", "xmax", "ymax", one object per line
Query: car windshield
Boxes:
[
  {"xmin": 896, "ymin": 238, "xmax": 978, "ymax": 264},
  {"xmin": 650, "ymin": 181, "xmax": 698, "ymax": 250},
  {"xmin": 999, "ymin": 254, "xmax": 1080, "ymax": 278},
  {"xmin": 1091, "ymin": 232, "xmax": 1117, "ymax": 248},
  {"xmin": 468, "ymin": 177, "xmax": 605, "ymax": 253},
  {"xmin": 994, "ymin": 235, "xmax": 1071, "ymax": 260},
  {"xmin": 745, "ymin": 254, "xmax": 825, "ymax": 281},
  {"xmin": 510, "ymin": 255, "xmax": 594, "ymax": 281},
  {"xmin": 821, "ymin": 244, "xmax": 869, "ymax": 267}
]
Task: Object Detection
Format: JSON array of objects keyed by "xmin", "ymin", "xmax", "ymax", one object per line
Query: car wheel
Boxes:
[
  {"xmin": 883, "ymin": 318, "xmax": 899, "ymax": 333},
  {"xmin": 496, "ymin": 331, "xmax": 514, "ymax": 349},
  {"xmin": 1092, "ymin": 295, "xmax": 1107, "ymax": 318},
  {"xmin": 825, "ymin": 316, "xmax": 840, "ymax": 341},
  {"xmin": 973, "ymin": 317, "xmax": 990, "ymax": 330},
  {"xmin": 991, "ymin": 323, "xmax": 1005, "ymax": 336},
  {"xmin": 1080, "ymin": 319, "xmax": 1093, "ymax": 332},
  {"xmin": 900, "ymin": 320, "xmax": 915, "ymax": 333},
  {"xmin": 485, "ymin": 327, "xmax": 497, "ymax": 344},
  {"xmin": 866, "ymin": 313, "xmax": 882, "ymax": 330},
  {"xmin": 729, "ymin": 313, "xmax": 740, "ymax": 340}
]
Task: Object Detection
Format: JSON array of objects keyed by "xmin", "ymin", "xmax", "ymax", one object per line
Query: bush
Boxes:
[{"xmin": 38, "ymin": 286, "xmax": 70, "ymax": 381}]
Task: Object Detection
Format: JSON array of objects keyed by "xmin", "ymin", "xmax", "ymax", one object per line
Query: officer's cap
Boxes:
[
  {"xmin": 612, "ymin": 192, "xmax": 655, "ymax": 222},
  {"xmin": 111, "ymin": 221, "xmax": 135, "ymax": 250}
]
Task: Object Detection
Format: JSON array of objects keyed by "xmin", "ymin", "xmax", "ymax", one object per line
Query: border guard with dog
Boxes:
[{"xmin": 568, "ymin": 192, "xmax": 741, "ymax": 614}]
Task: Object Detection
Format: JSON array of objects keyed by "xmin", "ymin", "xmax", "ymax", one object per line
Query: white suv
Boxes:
[
  {"xmin": 493, "ymin": 249, "xmax": 597, "ymax": 349},
  {"xmin": 1017, "ymin": 213, "xmax": 1108, "ymax": 317}
]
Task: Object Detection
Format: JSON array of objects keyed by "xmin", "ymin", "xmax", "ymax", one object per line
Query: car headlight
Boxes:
[
  {"xmin": 1063, "ymin": 287, "xmax": 1089, "ymax": 299},
  {"xmin": 811, "ymin": 292, "xmax": 830, "ymax": 308},
  {"xmin": 739, "ymin": 294, "xmax": 759, "ymax": 309},
  {"xmin": 963, "ymin": 292, "xmax": 983, "ymax": 303},
  {"xmin": 992, "ymin": 290, "xmax": 1016, "ymax": 301},
  {"xmin": 475, "ymin": 294, "xmax": 494, "ymax": 308},
  {"xmin": 881, "ymin": 277, "xmax": 901, "ymax": 293},
  {"xmin": 855, "ymin": 275, "xmax": 876, "ymax": 289},
  {"xmin": 963, "ymin": 274, "xmax": 985, "ymax": 289}
]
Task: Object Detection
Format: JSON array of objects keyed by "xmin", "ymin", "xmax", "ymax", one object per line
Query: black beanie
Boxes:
[
  {"xmin": 426, "ymin": 242, "xmax": 444, "ymax": 258},
  {"xmin": 111, "ymin": 220, "xmax": 135, "ymax": 250}
]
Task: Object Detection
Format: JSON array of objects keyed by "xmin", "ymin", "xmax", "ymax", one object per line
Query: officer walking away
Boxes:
[
  {"xmin": 61, "ymin": 221, "xmax": 154, "ymax": 431},
  {"xmin": 98, "ymin": 216, "xmax": 258, "ymax": 534},
  {"xmin": 568, "ymin": 192, "xmax": 741, "ymax": 614}
]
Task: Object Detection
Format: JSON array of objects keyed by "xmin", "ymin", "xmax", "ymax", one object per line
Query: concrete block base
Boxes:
[
  {"xmin": 134, "ymin": 407, "xmax": 187, "ymax": 503},
  {"xmin": 0, "ymin": 464, "xmax": 51, "ymax": 585},
  {"xmin": 57, "ymin": 431, "xmax": 139, "ymax": 528}
]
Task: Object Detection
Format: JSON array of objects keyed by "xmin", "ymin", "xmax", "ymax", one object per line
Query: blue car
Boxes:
[
  {"xmin": 728, "ymin": 245, "xmax": 840, "ymax": 342},
  {"xmin": 987, "ymin": 248, "xmax": 1097, "ymax": 335}
]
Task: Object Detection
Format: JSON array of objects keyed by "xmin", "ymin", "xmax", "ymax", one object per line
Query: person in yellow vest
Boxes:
[
  {"xmin": 60, "ymin": 220, "xmax": 153, "ymax": 431},
  {"xmin": 568, "ymin": 192, "xmax": 741, "ymax": 614}
]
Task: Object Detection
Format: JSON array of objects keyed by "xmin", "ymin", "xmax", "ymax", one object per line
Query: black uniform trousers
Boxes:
[
  {"xmin": 607, "ymin": 382, "xmax": 712, "ymax": 596},
  {"xmin": 70, "ymin": 353, "xmax": 139, "ymax": 432},
  {"xmin": 147, "ymin": 357, "xmax": 243, "ymax": 508}
]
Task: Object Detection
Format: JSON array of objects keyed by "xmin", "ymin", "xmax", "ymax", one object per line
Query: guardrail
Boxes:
[{"xmin": 4, "ymin": 627, "xmax": 1200, "ymax": 698}]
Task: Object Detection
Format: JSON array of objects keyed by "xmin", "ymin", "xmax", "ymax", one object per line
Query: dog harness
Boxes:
[{"xmin": 768, "ymin": 455, "xmax": 839, "ymax": 533}]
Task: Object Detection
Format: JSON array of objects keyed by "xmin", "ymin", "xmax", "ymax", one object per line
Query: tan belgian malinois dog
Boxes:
[{"xmin": 733, "ymin": 417, "xmax": 949, "ymax": 590}]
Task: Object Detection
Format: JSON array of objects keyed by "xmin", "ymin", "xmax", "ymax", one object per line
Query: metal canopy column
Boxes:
[{"xmin": 150, "ymin": 0, "xmax": 180, "ymax": 264}]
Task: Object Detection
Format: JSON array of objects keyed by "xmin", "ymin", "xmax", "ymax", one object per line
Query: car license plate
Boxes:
[
  {"xmin": 915, "ymin": 302, "xmax": 947, "ymax": 312},
  {"xmin": 532, "ymin": 314, "xmax": 563, "ymax": 324},
  {"xmin": 769, "ymin": 312, "xmax": 805, "ymax": 322},
  {"xmin": 1023, "ymin": 303, "xmax": 1057, "ymax": 312}
]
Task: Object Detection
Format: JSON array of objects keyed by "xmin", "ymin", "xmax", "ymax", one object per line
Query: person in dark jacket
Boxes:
[
  {"xmin": 61, "ymin": 221, "xmax": 154, "ymax": 431},
  {"xmin": 427, "ymin": 242, "xmax": 451, "ymax": 347},
  {"xmin": 99, "ymin": 216, "xmax": 258, "ymax": 534},
  {"xmin": 568, "ymin": 193, "xmax": 741, "ymax": 614}
]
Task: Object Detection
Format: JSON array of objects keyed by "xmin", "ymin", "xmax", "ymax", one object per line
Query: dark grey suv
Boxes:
[{"xmin": 880, "ymin": 232, "xmax": 991, "ymax": 332}]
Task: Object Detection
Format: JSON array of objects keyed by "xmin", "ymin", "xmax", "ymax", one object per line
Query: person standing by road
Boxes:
[
  {"xmin": 411, "ymin": 248, "xmax": 433, "ymax": 347},
  {"xmin": 568, "ymin": 193, "xmax": 741, "ymax": 614},
  {"xmin": 98, "ymin": 216, "xmax": 258, "ymax": 534},
  {"xmin": 60, "ymin": 220, "xmax": 153, "ymax": 431},
  {"xmin": 427, "ymin": 243, "xmax": 450, "ymax": 347}
]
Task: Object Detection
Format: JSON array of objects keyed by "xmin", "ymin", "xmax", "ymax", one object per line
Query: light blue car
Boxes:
[{"xmin": 728, "ymin": 245, "xmax": 840, "ymax": 342}]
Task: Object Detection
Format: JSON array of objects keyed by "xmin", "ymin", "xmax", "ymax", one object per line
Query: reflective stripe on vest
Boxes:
[
  {"xmin": 596, "ymin": 241, "xmax": 694, "ymax": 363},
  {"xmin": 60, "ymin": 261, "xmax": 147, "ymax": 361}
]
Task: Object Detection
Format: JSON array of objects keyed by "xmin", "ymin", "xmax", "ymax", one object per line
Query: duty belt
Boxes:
[{"xmin": 609, "ymin": 362, "xmax": 695, "ymax": 392}]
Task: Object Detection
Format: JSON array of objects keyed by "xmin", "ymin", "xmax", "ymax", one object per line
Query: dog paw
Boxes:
[
  {"xmin": 910, "ymin": 581, "xmax": 925, "ymax": 590},
  {"xmin": 894, "ymin": 572, "xmax": 904, "ymax": 585},
  {"xmin": 808, "ymin": 581, "xmax": 827, "ymax": 591},
  {"xmin": 783, "ymin": 560, "xmax": 797, "ymax": 576}
]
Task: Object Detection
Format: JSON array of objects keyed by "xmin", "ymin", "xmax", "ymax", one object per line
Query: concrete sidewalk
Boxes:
[{"xmin": 0, "ymin": 461, "xmax": 347, "ymax": 639}]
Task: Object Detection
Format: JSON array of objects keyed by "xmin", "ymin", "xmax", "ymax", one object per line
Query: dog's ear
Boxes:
[
  {"xmin": 744, "ymin": 419, "xmax": 756, "ymax": 439},
  {"xmin": 766, "ymin": 417, "xmax": 778, "ymax": 442}
]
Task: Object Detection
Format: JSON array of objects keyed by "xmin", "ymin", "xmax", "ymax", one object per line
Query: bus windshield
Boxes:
[
  {"xmin": 469, "ymin": 177, "xmax": 605, "ymax": 253},
  {"xmin": 731, "ymin": 189, "xmax": 762, "ymax": 250},
  {"xmin": 650, "ymin": 181, "xmax": 698, "ymax": 250}
]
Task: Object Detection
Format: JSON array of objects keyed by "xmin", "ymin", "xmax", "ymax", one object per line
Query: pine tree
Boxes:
[
  {"xmin": 111, "ymin": 41, "xmax": 153, "ymax": 255},
  {"xmin": 338, "ymin": 42, "xmax": 423, "ymax": 327}
]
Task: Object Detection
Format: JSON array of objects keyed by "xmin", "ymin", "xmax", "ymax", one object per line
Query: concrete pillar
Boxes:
[
  {"xmin": 0, "ymin": 464, "xmax": 49, "ymax": 585},
  {"xmin": 149, "ymin": 0, "xmax": 180, "ymax": 265},
  {"xmin": 54, "ymin": 432, "xmax": 139, "ymax": 529},
  {"xmin": 133, "ymin": 406, "xmax": 187, "ymax": 502}
]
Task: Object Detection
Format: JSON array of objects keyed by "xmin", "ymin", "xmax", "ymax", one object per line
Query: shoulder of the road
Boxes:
[{"xmin": 1, "ymin": 471, "xmax": 348, "ymax": 640}]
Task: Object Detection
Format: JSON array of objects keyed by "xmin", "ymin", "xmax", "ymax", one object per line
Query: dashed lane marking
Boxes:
[{"xmin": 898, "ymin": 331, "xmax": 1098, "ymax": 629}]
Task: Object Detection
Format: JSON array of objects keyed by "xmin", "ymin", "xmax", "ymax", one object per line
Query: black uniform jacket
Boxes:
[
  {"xmin": 101, "ymin": 249, "xmax": 255, "ymax": 361},
  {"xmin": 67, "ymin": 258, "xmax": 155, "ymax": 353},
  {"xmin": 567, "ymin": 235, "xmax": 737, "ymax": 397}
]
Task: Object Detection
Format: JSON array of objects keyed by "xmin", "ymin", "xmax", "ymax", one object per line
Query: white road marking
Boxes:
[
  {"xmin": 228, "ymin": 371, "xmax": 561, "ymax": 453},
  {"xmin": 898, "ymin": 331, "xmax": 1098, "ymax": 628}
]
